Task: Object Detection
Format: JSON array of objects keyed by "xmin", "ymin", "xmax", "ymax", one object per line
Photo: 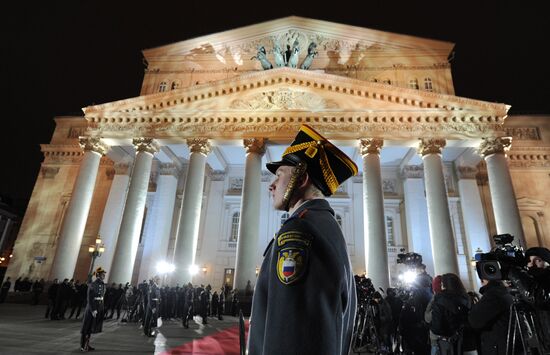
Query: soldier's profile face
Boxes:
[{"xmin": 269, "ymin": 165, "xmax": 293, "ymax": 210}]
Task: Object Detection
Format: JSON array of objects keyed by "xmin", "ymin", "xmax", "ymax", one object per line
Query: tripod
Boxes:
[{"xmin": 506, "ymin": 299, "xmax": 545, "ymax": 355}]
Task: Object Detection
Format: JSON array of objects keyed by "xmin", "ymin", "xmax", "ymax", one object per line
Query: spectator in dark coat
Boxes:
[
  {"xmin": 31, "ymin": 278, "xmax": 45, "ymax": 305},
  {"xmin": 0, "ymin": 277, "xmax": 11, "ymax": 303},
  {"xmin": 468, "ymin": 279, "xmax": 513, "ymax": 355},
  {"xmin": 45, "ymin": 279, "xmax": 59, "ymax": 319}
]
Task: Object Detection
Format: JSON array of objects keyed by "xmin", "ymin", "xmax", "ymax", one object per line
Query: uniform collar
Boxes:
[{"xmin": 290, "ymin": 198, "xmax": 333, "ymax": 219}]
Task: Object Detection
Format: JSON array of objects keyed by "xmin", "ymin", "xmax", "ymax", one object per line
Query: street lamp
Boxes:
[{"xmin": 87, "ymin": 236, "xmax": 105, "ymax": 283}]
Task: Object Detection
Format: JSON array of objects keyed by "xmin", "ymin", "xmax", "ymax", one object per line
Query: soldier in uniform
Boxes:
[
  {"xmin": 248, "ymin": 124, "xmax": 358, "ymax": 355},
  {"xmin": 143, "ymin": 276, "xmax": 161, "ymax": 337},
  {"xmin": 80, "ymin": 267, "xmax": 106, "ymax": 352}
]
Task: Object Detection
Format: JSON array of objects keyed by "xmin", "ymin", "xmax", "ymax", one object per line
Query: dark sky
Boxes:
[{"xmin": 2, "ymin": 1, "xmax": 549, "ymax": 213}]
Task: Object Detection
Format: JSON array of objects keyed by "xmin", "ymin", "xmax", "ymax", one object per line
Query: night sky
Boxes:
[{"xmin": 3, "ymin": 1, "xmax": 549, "ymax": 213}]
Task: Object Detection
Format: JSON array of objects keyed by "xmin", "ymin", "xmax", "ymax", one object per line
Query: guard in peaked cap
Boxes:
[
  {"xmin": 81, "ymin": 267, "xmax": 106, "ymax": 351},
  {"xmin": 94, "ymin": 267, "xmax": 106, "ymax": 276},
  {"xmin": 266, "ymin": 124, "xmax": 357, "ymax": 205},
  {"xmin": 248, "ymin": 124, "xmax": 357, "ymax": 355}
]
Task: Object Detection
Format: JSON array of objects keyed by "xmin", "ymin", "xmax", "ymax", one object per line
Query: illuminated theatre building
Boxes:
[{"xmin": 6, "ymin": 17, "xmax": 550, "ymax": 292}]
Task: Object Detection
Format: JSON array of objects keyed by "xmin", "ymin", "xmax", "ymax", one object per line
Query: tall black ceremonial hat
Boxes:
[{"xmin": 266, "ymin": 124, "xmax": 358, "ymax": 196}]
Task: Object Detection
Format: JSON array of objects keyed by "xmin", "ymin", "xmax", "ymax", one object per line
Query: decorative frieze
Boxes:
[
  {"xmin": 504, "ymin": 127, "xmax": 541, "ymax": 140},
  {"xmin": 67, "ymin": 127, "xmax": 86, "ymax": 139},
  {"xmin": 507, "ymin": 150, "xmax": 550, "ymax": 169},
  {"xmin": 382, "ymin": 179, "xmax": 397, "ymax": 194},
  {"xmin": 243, "ymin": 138, "xmax": 267, "ymax": 155},
  {"xmin": 402, "ymin": 165, "xmax": 424, "ymax": 179},
  {"xmin": 79, "ymin": 137, "xmax": 108, "ymax": 155},
  {"xmin": 41, "ymin": 144, "xmax": 84, "ymax": 165},
  {"xmin": 132, "ymin": 137, "xmax": 159, "ymax": 155},
  {"xmin": 40, "ymin": 166, "xmax": 60, "ymax": 179},
  {"xmin": 359, "ymin": 138, "xmax": 384, "ymax": 156},
  {"xmin": 417, "ymin": 138, "xmax": 446, "ymax": 156},
  {"xmin": 209, "ymin": 170, "xmax": 226, "ymax": 181},
  {"xmin": 228, "ymin": 177, "xmax": 243, "ymax": 194},
  {"xmin": 478, "ymin": 137, "xmax": 512, "ymax": 157},
  {"xmin": 187, "ymin": 138, "xmax": 211, "ymax": 156},
  {"xmin": 230, "ymin": 89, "xmax": 338, "ymax": 110}
]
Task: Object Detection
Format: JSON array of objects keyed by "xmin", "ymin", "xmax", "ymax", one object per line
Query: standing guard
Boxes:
[
  {"xmin": 248, "ymin": 125, "xmax": 358, "ymax": 354},
  {"xmin": 143, "ymin": 276, "xmax": 161, "ymax": 337},
  {"xmin": 80, "ymin": 267, "xmax": 106, "ymax": 352}
]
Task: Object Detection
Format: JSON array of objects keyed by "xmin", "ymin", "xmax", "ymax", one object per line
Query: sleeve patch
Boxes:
[
  {"xmin": 277, "ymin": 247, "xmax": 307, "ymax": 285},
  {"xmin": 277, "ymin": 231, "xmax": 312, "ymax": 247}
]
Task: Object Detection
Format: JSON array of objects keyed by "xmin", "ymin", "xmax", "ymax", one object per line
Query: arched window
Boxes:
[
  {"xmin": 230, "ymin": 212, "xmax": 240, "ymax": 242},
  {"xmin": 159, "ymin": 81, "xmax": 167, "ymax": 92},
  {"xmin": 383, "ymin": 78, "xmax": 392, "ymax": 85},
  {"xmin": 335, "ymin": 214, "xmax": 343, "ymax": 228},
  {"xmin": 424, "ymin": 77, "xmax": 433, "ymax": 92},
  {"xmin": 386, "ymin": 216, "xmax": 395, "ymax": 246},
  {"xmin": 171, "ymin": 81, "xmax": 180, "ymax": 90},
  {"xmin": 408, "ymin": 78, "xmax": 419, "ymax": 90},
  {"xmin": 280, "ymin": 212, "xmax": 289, "ymax": 226}
]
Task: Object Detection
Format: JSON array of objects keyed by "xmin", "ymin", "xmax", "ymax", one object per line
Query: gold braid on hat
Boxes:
[
  {"xmin": 282, "ymin": 161, "xmax": 307, "ymax": 212},
  {"xmin": 283, "ymin": 141, "xmax": 339, "ymax": 195}
]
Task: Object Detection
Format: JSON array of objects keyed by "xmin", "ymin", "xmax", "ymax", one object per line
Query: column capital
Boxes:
[
  {"xmin": 79, "ymin": 137, "xmax": 108, "ymax": 155},
  {"xmin": 478, "ymin": 137, "xmax": 512, "ymax": 158},
  {"xmin": 456, "ymin": 166, "xmax": 478, "ymax": 180},
  {"xmin": 132, "ymin": 137, "xmax": 159, "ymax": 155},
  {"xmin": 417, "ymin": 138, "xmax": 446, "ymax": 156},
  {"xmin": 187, "ymin": 138, "xmax": 211, "ymax": 156},
  {"xmin": 359, "ymin": 138, "xmax": 384, "ymax": 156},
  {"xmin": 243, "ymin": 138, "xmax": 267, "ymax": 155}
]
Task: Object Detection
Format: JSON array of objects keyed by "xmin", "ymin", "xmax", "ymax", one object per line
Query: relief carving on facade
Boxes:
[
  {"xmin": 382, "ymin": 179, "xmax": 397, "ymax": 194},
  {"xmin": 456, "ymin": 166, "xmax": 478, "ymax": 180},
  {"xmin": 159, "ymin": 163, "xmax": 179, "ymax": 177},
  {"xmin": 402, "ymin": 165, "xmax": 424, "ymax": 179},
  {"xmin": 40, "ymin": 166, "xmax": 60, "ymax": 179},
  {"xmin": 478, "ymin": 137, "xmax": 512, "ymax": 157},
  {"xmin": 505, "ymin": 127, "xmax": 541, "ymax": 140},
  {"xmin": 230, "ymin": 89, "xmax": 339, "ymax": 111}
]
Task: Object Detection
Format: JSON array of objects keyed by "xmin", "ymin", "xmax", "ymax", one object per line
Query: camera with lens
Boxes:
[
  {"xmin": 397, "ymin": 251, "xmax": 423, "ymax": 267},
  {"xmin": 354, "ymin": 274, "xmax": 375, "ymax": 305},
  {"xmin": 475, "ymin": 233, "xmax": 525, "ymax": 281}
]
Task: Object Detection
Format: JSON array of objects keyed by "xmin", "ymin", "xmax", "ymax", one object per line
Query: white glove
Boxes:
[{"xmin": 92, "ymin": 310, "xmax": 98, "ymax": 317}]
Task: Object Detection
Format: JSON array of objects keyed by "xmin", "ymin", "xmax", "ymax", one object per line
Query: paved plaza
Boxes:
[{"xmin": 0, "ymin": 303, "xmax": 243, "ymax": 354}]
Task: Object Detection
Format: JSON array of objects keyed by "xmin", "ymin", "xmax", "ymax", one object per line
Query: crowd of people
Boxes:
[{"xmin": 353, "ymin": 253, "xmax": 550, "ymax": 355}]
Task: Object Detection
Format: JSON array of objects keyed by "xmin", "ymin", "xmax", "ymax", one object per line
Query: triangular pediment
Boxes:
[
  {"xmin": 143, "ymin": 16, "xmax": 454, "ymax": 60},
  {"xmin": 83, "ymin": 68, "xmax": 509, "ymax": 142}
]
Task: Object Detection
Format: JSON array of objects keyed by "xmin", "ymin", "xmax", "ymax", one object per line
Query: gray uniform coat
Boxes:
[{"xmin": 248, "ymin": 199, "xmax": 356, "ymax": 355}]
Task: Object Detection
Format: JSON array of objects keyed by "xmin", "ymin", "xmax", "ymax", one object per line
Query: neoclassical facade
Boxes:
[{"xmin": 6, "ymin": 17, "xmax": 550, "ymax": 291}]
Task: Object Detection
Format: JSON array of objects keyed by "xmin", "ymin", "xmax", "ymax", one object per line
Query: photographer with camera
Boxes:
[{"xmin": 471, "ymin": 234, "xmax": 550, "ymax": 355}]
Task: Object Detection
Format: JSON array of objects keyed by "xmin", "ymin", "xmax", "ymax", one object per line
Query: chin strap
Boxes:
[{"xmin": 282, "ymin": 161, "xmax": 307, "ymax": 212}]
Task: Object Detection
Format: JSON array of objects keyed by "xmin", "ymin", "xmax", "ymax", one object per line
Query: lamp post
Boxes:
[{"xmin": 87, "ymin": 237, "xmax": 105, "ymax": 283}]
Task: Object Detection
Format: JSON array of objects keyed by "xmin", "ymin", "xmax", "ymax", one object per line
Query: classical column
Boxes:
[
  {"xmin": 478, "ymin": 137, "xmax": 525, "ymax": 245},
  {"xmin": 234, "ymin": 138, "xmax": 266, "ymax": 291},
  {"xmin": 97, "ymin": 162, "xmax": 131, "ymax": 274},
  {"xmin": 359, "ymin": 139, "xmax": 390, "ymax": 290},
  {"xmin": 418, "ymin": 138, "xmax": 459, "ymax": 275},
  {"xmin": 456, "ymin": 166, "xmax": 490, "ymax": 290},
  {"xmin": 138, "ymin": 163, "xmax": 179, "ymax": 281},
  {"xmin": 402, "ymin": 166, "xmax": 434, "ymax": 274},
  {"xmin": 109, "ymin": 138, "xmax": 159, "ymax": 284},
  {"xmin": 173, "ymin": 138, "xmax": 211, "ymax": 285},
  {"xmin": 50, "ymin": 137, "xmax": 108, "ymax": 280}
]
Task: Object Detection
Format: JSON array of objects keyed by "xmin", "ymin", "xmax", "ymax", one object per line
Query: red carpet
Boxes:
[{"xmin": 160, "ymin": 321, "xmax": 249, "ymax": 355}]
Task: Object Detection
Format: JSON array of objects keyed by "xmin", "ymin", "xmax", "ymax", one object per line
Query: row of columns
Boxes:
[{"xmin": 49, "ymin": 135, "xmax": 523, "ymax": 291}]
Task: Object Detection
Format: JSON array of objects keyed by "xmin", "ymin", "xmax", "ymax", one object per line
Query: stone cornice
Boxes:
[
  {"xmin": 478, "ymin": 137, "xmax": 512, "ymax": 157},
  {"xmin": 243, "ymin": 138, "xmax": 267, "ymax": 155},
  {"xmin": 456, "ymin": 166, "xmax": 478, "ymax": 180},
  {"xmin": 159, "ymin": 163, "xmax": 180, "ymax": 177},
  {"xmin": 41, "ymin": 144, "xmax": 83, "ymax": 164},
  {"xmin": 417, "ymin": 138, "xmax": 446, "ymax": 156},
  {"xmin": 83, "ymin": 68, "xmax": 509, "ymax": 116},
  {"xmin": 507, "ymin": 147, "xmax": 550, "ymax": 169},
  {"xmin": 359, "ymin": 138, "xmax": 383, "ymax": 156}
]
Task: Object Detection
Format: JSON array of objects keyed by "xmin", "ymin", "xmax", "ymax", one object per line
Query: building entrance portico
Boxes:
[{"xmin": 6, "ymin": 17, "xmax": 535, "ymax": 293}]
